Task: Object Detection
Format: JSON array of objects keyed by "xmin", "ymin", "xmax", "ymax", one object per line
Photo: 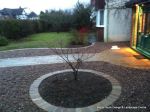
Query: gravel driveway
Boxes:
[
  {"xmin": 0, "ymin": 61, "xmax": 150, "ymax": 112},
  {"xmin": 0, "ymin": 42, "xmax": 129, "ymax": 59},
  {"xmin": 0, "ymin": 41, "xmax": 149, "ymax": 112}
]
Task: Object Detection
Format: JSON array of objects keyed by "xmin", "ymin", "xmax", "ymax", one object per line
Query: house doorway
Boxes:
[{"xmin": 97, "ymin": 27, "xmax": 104, "ymax": 42}]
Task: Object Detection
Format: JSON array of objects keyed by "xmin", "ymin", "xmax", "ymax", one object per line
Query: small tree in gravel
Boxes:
[{"xmin": 51, "ymin": 41, "xmax": 96, "ymax": 81}]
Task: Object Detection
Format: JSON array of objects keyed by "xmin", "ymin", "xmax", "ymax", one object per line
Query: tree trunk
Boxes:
[{"xmin": 73, "ymin": 69, "xmax": 78, "ymax": 81}]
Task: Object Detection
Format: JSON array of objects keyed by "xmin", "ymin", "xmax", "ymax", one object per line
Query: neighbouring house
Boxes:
[
  {"xmin": 126, "ymin": 0, "xmax": 150, "ymax": 58},
  {"xmin": 0, "ymin": 7, "xmax": 27, "ymax": 20},
  {"xmin": 27, "ymin": 12, "xmax": 38, "ymax": 20},
  {"xmin": 91, "ymin": 0, "xmax": 132, "ymax": 42}
]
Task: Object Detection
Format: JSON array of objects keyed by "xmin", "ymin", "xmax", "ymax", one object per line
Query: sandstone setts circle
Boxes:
[{"xmin": 29, "ymin": 69, "xmax": 122, "ymax": 112}]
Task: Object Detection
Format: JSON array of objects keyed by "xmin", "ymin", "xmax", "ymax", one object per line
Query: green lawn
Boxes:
[{"xmin": 0, "ymin": 32, "xmax": 74, "ymax": 51}]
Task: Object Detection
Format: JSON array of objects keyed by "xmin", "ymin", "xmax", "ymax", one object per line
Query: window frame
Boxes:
[{"xmin": 96, "ymin": 9, "xmax": 104, "ymax": 27}]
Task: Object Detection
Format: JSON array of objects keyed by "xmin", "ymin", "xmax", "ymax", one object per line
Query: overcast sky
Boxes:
[{"xmin": 0, "ymin": 0, "xmax": 90, "ymax": 14}]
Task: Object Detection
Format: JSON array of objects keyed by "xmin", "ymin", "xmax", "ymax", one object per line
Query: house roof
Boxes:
[
  {"xmin": 28, "ymin": 12, "xmax": 38, "ymax": 18},
  {"xmin": 0, "ymin": 7, "xmax": 25, "ymax": 17},
  {"xmin": 126, "ymin": 0, "xmax": 150, "ymax": 7}
]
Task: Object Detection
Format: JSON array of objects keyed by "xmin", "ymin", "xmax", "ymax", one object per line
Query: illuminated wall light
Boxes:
[
  {"xmin": 135, "ymin": 4, "xmax": 138, "ymax": 7},
  {"xmin": 138, "ymin": 5, "xmax": 143, "ymax": 32},
  {"xmin": 111, "ymin": 45, "xmax": 120, "ymax": 50}
]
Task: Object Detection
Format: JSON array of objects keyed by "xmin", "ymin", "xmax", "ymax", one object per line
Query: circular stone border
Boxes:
[{"xmin": 29, "ymin": 69, "xmax": 121, "ymax": 112}]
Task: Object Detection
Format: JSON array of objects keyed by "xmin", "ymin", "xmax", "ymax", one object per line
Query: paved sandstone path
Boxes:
[{"xmin": 0, "ymin": 47, "xmax": 150, "ymax": 69}]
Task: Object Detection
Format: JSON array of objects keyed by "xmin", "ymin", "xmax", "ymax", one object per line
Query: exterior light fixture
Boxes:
[
  {"xmin": 111, "ymin": 45, "xmax": 120, "ymax": 50},
  {"xmin": 135, "ymin": 4, "xmax": 138, "ymax": 7}
]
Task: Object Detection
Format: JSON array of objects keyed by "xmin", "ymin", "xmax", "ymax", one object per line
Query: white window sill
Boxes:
[{"xmin": 96, "ymin": 25, "xmax": 104, "ymax": 28}]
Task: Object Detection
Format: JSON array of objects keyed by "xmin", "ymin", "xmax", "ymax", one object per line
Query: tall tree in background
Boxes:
[
  {"xmin": 73, "ymin": 2, "xmax": 93, "ymax": 29},
  {"xmin": 40, "ymin": 10, "xmax": 73, "ymax": 32},
  {"xmin": 39, "ymin": 2, "xmax": 93, "ymax": 32}
]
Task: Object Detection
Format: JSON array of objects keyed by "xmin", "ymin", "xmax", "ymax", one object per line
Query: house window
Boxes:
[
  {"xmin": 96, "ymin": 9, "xmax": 104, "ymax": 27},
  {"xmin": 144, "ymin": 13, "xmax": 150, "ymax": 34},
  {"xmin": 136, "ymin": 5, "xmax": 150, "ymax": 55},
  {"xmin": 138, "ymin": 5, "xmax": 150, "ymax": 35}
]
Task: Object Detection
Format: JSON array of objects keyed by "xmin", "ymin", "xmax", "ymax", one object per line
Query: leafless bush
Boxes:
[{"xmin": 51, "ymin": 40, "xmax": 96, "ymax": 80}]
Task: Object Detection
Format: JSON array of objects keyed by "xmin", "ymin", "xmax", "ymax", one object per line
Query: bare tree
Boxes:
[{"xmin": 51, "ymin": 41, "xmax": 96, "ymax": 81}]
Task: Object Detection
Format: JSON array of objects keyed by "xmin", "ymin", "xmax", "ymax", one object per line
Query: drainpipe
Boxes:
[
  {"xmin": 104, "ymin": 0, "xmax": 109, "ymax": 42},
  {"xmin": 106, "ymin": 0, "xmax": 109, "ymax": 42}
]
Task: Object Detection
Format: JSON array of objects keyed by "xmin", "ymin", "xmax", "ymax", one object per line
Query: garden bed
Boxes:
[{"xmin": 39, "ymin": 71, "xmax": 112, "ymax": 108}]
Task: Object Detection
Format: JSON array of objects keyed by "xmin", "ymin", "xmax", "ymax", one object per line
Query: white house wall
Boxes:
[
  {"xmin": 104, "ymin": 0, "xmax": 132, "ymax": 42},
  {"xmin": 107, "ymin": 8, "xmax": 132, "ymax": 42}
]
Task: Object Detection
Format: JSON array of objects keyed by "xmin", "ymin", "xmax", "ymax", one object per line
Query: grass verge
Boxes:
[{"xmin": 0, "ymin": 32, "xmax": 74, "ymax": 51}]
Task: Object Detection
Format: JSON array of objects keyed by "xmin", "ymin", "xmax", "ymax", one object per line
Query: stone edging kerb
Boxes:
[
  {"xmin": 29, "ymin": 69, "xmax": 122, "ymax": 112},
  {"xmin": 0, "ymin": 43, "xmax": 95, "ymax": 53}
]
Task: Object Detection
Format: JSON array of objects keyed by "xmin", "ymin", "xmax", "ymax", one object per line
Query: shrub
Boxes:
[
  {"xmin": 70, "ymin": 29, "xmax": 80, "ymax": 44},
  {"xmin": 0, "ymin": 35, "xmax": 9, "ymax": 46},
  {"xmin": 70, "ymin": 28, "xmax": 89, "ymax": 45}
]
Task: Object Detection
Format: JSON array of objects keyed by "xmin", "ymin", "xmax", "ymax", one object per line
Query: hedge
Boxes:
[
  {"xmin": 0, "ymin": 19, "xmax": 73, "ymax": 40},
  {"xmin": 0, "ymin": 35, "xmax": 9, "ymax": 46},
  {"xmin": 0, "ymin": 20, "xmax": 46, "ymax": 40}
]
